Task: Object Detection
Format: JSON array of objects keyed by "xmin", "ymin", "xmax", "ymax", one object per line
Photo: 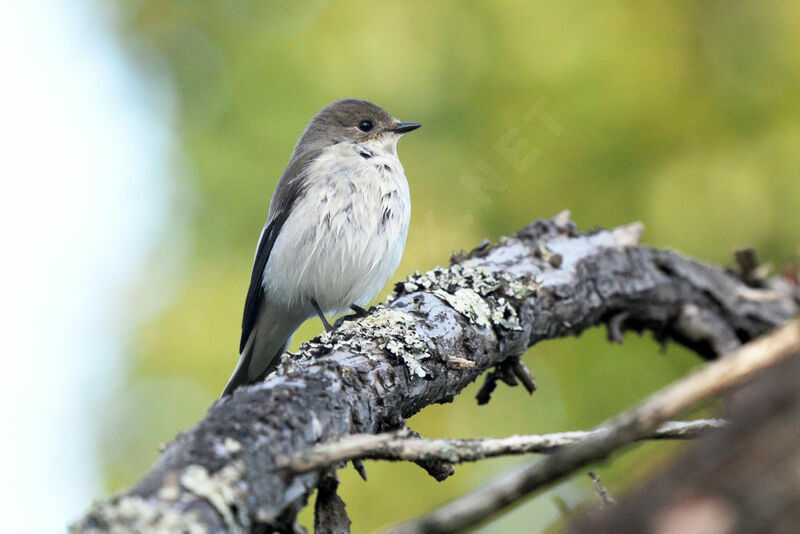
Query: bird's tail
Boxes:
[
  {"xmin": 220, "ymin": 338, "xmax": 291, "ymax": 397},
  {"xmin": 220, "ymin": 315, "xmax": 299, "ymax": 397}
]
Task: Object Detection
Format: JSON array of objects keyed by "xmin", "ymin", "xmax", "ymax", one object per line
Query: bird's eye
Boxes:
[{"xmin": 357, "ymin": 119, "xmax": 374, "ymax": 132}]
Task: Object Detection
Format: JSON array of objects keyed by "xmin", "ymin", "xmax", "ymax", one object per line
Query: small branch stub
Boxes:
[
  {"xmin": 589, "ymin": 472, "xmax": 616, "ymax": 509},
  {"xmin": 314, "ymin": 472, "xmax": 351, "ymax": 534}
]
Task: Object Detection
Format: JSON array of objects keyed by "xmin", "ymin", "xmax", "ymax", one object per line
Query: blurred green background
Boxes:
[{"xmin": 101, "ymin": 1, "xmax": 800, "ymax": 532}]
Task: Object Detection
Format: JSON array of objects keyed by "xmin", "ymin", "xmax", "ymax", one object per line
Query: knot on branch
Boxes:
[{"xmin": 476, "ymin": 355, "xmax": 538, "ymax": 405}]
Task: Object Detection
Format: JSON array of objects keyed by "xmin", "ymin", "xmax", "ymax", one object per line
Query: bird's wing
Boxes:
[{"xmin": 239, "ymin": 148, "xmax": 321, "ymax": 353}]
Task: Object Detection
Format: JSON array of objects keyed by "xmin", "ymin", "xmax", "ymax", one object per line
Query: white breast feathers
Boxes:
[{"xmin": 263, "ymin": 138, "xmax": 411, "ymax": 315}]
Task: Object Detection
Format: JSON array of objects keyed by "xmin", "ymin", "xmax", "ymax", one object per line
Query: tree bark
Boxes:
[{"xmin": 70, "ymin": 213, "xmax": 799, "ymax": 533}]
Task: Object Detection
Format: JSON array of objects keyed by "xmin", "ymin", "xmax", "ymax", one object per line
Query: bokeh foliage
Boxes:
[{"xmin": 102, "ymin": 1, "xmax": 800, "ymax": 531}]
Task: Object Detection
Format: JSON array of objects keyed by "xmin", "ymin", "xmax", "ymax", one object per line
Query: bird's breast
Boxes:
[
  {"xmin": 263, "ymin": 144, "xmax": 410, "ymax": 313},
  {"xmin": 313, "ymin": 146, "xmax": 409, "ymax": 237}
]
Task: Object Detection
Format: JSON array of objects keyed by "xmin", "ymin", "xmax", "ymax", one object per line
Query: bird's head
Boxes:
[{"xmin": 298, "ymin": 98, "xmax": 420, "ymax": 153}]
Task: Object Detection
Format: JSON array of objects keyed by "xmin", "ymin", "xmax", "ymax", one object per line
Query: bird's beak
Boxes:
[{"xmin": 391, "ymin": 122, "xmax": 422, "ymax": 134}]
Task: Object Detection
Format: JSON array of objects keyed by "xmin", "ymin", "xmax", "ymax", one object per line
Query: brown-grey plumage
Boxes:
[{"xmin": 222, "ymin": 99, "xmax": 420, "ymax": 397}]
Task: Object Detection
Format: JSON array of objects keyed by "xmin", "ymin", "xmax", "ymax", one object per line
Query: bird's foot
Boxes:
[
  {"xmin": 350, "ymin": 304, "xmax": 369, "ymax": 317},
  {"xmin": 331, "ymin": 304, "xmax": 372, "ymax": 329}
]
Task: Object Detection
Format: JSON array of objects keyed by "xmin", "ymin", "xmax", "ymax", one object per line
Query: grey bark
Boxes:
[{"xmin": 70, "ymin": 214, "xmax": 799, "ymax": 533}]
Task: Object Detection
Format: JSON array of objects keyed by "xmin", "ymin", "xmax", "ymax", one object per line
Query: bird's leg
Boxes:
[
  {"xmin": 310, "ymin": 298, "xmax": 334, "ymax": 333},
  {"xmin": 350, "ymin": 304, "xmax": 369, "ymax": 317}
]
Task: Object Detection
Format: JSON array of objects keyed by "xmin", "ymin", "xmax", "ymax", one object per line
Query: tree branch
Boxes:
[
  {"xmin": 281, "ymin": 419, "xmax": 726, "ymax": 472},
  {"xmin": 382, "ymin": 319, "xmax": 800, "ymax": 534},
  {"xmin": 70, "ymin": 213, "xmax": 799, "ymax": 533},
  {"xmin": 564, "ymin": 338, "xmax": 800, "ymax": 533}
]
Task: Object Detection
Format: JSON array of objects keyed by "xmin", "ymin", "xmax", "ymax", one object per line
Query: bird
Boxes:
[{"xmin": 221, "ymin": 98, "xmax": 420, "ymax": 396}]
